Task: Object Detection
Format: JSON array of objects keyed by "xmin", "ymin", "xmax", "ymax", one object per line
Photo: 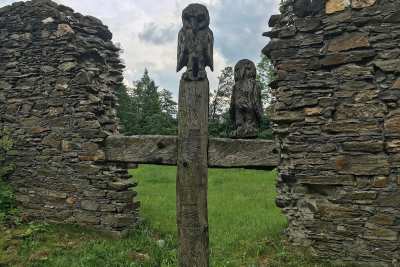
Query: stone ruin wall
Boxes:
[
  {"xmin": 264, "ymin": 0, "xmax": 400, "ymax": 265},
  {"xmin": 0, "ymin": 0, "xmax": 138, "ymax": 233}
]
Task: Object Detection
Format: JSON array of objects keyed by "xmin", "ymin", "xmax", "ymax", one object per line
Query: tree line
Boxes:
[
  {"xmin": 116, "ymin": 69, "xmax": 178, "ymax": 135},
  {"xmin": 116, "ymin": 55, "xmax": 274, "ymax": 139}
]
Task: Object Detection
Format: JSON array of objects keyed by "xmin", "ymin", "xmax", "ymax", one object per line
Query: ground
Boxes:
[{"xmin": 0, "ymin": 165, "xmax": 337, "ymax": 266}]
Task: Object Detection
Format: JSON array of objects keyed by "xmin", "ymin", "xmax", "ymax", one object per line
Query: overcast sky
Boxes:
[{"xmin": 0, "ymin": 0, "xmax": 279, "ymax": 97}]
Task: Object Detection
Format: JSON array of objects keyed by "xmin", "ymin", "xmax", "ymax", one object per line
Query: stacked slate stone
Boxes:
[
  {"xmin": 264, "ymin": 0, "xmax": 399, "ymax": 265},
  {"xmin": 0, "ymin": 0, "xmax": 138, "ymax": 233}
]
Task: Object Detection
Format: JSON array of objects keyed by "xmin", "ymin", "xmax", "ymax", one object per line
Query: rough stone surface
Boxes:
[
  {"xmin": 326, "ymin": 0, "xmax": 350, "ymax": 14},
  {"xmin": 352, "ymin": 0, "xmax": 377, "ymax": 9},
  {"xmin": 264, "ymin": 1, "xmax": 400, "ymax": 265},
  {"xmin": 0, "ymin": 0, "xmax": 138, "ymax": 232},
  {"xmin": 293, "ymin": 0, "xmax": 325, "ymax": 18},
  {"xmin": 326, "ymin": 32, "xmax": 370, "ymax": 52}
]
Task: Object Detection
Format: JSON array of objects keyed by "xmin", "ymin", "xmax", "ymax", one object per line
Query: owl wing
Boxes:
[
  {"xmin": 177, "ymin": 29, "xmax": 187, "ymax": 72},
  {"xmin": 206, "ymin": 29, "xmax": 214, "ymax": 71}
]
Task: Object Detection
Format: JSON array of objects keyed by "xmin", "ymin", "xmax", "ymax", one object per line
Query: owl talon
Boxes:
[
  {"xmin": 182, "ymin": 70, "xmax": 208, "ymax": 81},
  {"xmin": 198, "ymin": 70, "xmax": 207, "ymax": 79}
]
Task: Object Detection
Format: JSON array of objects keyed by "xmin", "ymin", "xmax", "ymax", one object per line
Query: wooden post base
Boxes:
[{"xmin": 176, "ymin": 78, "xmax": 209, "ymax": 267}]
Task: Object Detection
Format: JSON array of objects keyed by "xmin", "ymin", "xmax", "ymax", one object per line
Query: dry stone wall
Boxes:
[
  {"xmin": 264, "ymin": 0, "xmax": 400, "ymax": 265},
  {"xmin": 0, "ymin": 0, "xmax": 138, "ymax": 232}
]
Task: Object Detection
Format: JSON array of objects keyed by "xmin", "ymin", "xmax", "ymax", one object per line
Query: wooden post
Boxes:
[{"xmin": 176, "ymin": 78, "xmax": 209, "ymax": 267}]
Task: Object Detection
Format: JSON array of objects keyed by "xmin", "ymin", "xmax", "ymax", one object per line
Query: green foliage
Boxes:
[
  {"xmin": 256, "ymin": 55, "xmax": 276, "ymax": 139},
  {"xmin": 116, "ymin": 69, "xmax": 177, "ymax": 136},
  {"xmin": 117, "ymin": 64, "xmax": 274, "ymax": 139},
  {"xmin": 0, "ymin": 180, "xmax": 15, "ymax": 222},
  {"xmin": 209, "ymin": 66, "xmax": 234, "ymax": 121},
  {"xmin": 257, "ymin": 54, "xmax": 276, "ymax": 107},
  {"xmin": 0, "ymin": 128, "xmax": 16, "ymax": 223},
  {"xmin": 208, "ymin": 114, "xmax": 233, "ymax": 138},
  {"xmin": 208, "ymin": 67, "xmax": 234, "ymax": 138},
  {"xmin": 258, "ymin": 117, "xmax": 273, "ymax": 139},
  {"xmin": 0, "ymin": 128, "xmax": 13, "ymax": 175},
  {"xmin": 279, "ymin": 0, "xmax": 292, "ymax": 14},
  {"xmin": 0, "ymin": 221, "xmax": 177, "ymax": 266}
]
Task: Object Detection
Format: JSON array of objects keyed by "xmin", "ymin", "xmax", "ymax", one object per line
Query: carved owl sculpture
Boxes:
[
  {"xmin": 230, "ymin": 59, "xmax": 263, "ymax": 139},
  {"xmin": 177, "ymin": 3, "xmax": 214, "ymax": 81}
]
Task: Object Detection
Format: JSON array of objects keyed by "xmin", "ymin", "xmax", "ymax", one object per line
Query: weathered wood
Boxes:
[
  {"xmin": 104, "ymin": 135, "xmax": 177, "ymax": 165},
  {"xmin": 104, "ymin": 136, "xmax": 279, "ymax": 168},
  {"xmin": 208, "ymin": 138, "xmax": 278, "ymax": 168},
  {"xmin": 176, "ymin": 78, "xmax": 209, "ymax": 267}
]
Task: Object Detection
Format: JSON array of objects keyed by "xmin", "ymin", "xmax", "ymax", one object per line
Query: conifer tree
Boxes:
[{"xmin": 116, "ymin": 69, "xmax": 177, "ymax": 136}]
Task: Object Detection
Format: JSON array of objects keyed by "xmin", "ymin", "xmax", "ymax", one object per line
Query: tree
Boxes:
[
  {"xmin": 256, "ymin": 55, "xmax": 276, "ymax": 139},
  {"xmin": 209, "ymin": 66, "xmax": 234, "ymax": 137},
  {"xmin": 159, "ymin": 89, "xmax": 177, "ymax": 118},
  {"xmin": 209, "ymin": 66, "xmax": 234, "ymax": 121},
  {"xmin": 257, "ymin": 54, "xmax": 276, "ymax": 108},
  {"xmin": 116, "ymin": 84, "xmax": 136, "ymax": 134},
  {"xmin": 156, "ymin": 89, "xmax": 178, "ymax": 135},
  {"xmin": 116, "ymin": 69, "xmax": 177, "ymax": 136}
]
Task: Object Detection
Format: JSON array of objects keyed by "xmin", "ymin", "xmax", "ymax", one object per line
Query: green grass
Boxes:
[
  {"xmin": 0, "ymin": 222, "xmax": 177, "ymax": 267},
  {"xmin": 0, "ymin": 165, "xmax": 339, "ymax": 266},
  {"xmin": 134, "ymin": 165, "xmax": 285, "ymax": 266}
]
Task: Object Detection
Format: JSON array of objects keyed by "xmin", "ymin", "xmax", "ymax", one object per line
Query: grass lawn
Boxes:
[
  {"xmin": 134, "ymin": 165, "xmax": 285, "ymax": 266},
  {"xmin": 0, "ymin": 165, "xmax": 337, "ymax": 266}
]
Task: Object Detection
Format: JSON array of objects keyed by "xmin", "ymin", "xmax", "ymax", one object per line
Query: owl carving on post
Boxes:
[
  {"xmin": 230, "ymin": 59, "xmax": 263, "ymax": 139},
  {"xmin": 177, "ymin": 3, "xmax": 214, "ymax": 81}
]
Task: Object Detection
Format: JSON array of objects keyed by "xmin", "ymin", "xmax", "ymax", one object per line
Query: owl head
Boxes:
[
  {"xmin": 182, "ymin": 3, "xmax": 210, "ymax": 32},
  {"xmin": 234, "ymin": 59, "xmax": 257, "ymax": 82}
]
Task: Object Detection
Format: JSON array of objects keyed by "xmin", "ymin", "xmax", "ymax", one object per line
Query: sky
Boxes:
[{"xmin": 0, "ymin": 0, "xmax": 280, "ymax": 97}]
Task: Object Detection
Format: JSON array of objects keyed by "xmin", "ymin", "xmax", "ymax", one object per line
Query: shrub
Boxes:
[{"xmin": 0, "ymin": 128, "xmax": 16, "ymax": 222}]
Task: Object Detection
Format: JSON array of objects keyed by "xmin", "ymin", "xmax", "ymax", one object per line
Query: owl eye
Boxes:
[{"xmin": 197, "ymin": 15, "xmax": 205, "ymax": 21}]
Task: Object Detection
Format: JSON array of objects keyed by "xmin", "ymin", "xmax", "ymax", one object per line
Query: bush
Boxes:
[
  {"xmin": 0, "ymin": 180, "xmax": 15, "ymax": 221},
  {"xmin": 0, "ymin": 128, "xmax": 16, "ymax": 222}
]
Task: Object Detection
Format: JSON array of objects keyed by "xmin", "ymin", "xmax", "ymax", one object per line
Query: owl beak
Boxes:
[{"xmin": 190, "ymin": 18, "xmax": 198, "ymax": 32}]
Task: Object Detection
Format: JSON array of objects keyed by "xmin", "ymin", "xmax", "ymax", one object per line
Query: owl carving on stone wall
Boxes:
[{"xmin": 177, "ymin": 3, "xmax": 214, "ymax": 81}]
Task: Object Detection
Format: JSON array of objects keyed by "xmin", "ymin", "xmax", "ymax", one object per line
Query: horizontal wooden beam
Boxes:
[
  {"xmin": 208, "ymin": 137, "xmax": 279, "ymax": 168},
  {"xmin": 104, "ymin": 135, "xmax": 279, "ymax": 168}
]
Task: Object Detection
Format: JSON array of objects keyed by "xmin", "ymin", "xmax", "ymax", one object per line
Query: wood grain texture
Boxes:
[
  {"xmin": 208, "ymin": 138, "xmax": 278, "ymax": 168},
  {"xmin": 176, "ymin": 78, "xmax": 209, "ymax": 267},
  {"xmin": 105, "ymin": 136, "xmax": 279, "ymax": 168},
  {"xmin": 104, "ymin": 135, "xmax": 177, "ymax": 165}
]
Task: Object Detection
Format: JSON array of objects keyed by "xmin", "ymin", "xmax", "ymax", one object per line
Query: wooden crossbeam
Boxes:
[{"xmin": 104, "ymin": 135, "xmax": 279, "ymax": 169}]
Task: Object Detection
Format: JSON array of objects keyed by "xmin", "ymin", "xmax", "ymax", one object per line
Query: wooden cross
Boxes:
[
  {"xmin": 105, "ymin": 132, "xmax": 278, "ymax": 267},
  {"xmin": 105, "ymin": 136, "xmax": 278, "ymax": 169},
  {"xmin": 105, "ymin": 4, "xmax": 278, "ymax": 266}
]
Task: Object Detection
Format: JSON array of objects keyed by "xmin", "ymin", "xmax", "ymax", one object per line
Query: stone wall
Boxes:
[
  {"xmin": 0, "ymin": 0, "xmax": 138, "ymax": 232},
  {"xmin": 264, "ymin": 0, "xmax": 400, "ymax": 265}
]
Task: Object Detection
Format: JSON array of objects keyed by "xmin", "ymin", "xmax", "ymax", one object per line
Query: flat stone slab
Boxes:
[{"xmin": 105, "ymin": 135, "xmax": 279, "ymax": 168}]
